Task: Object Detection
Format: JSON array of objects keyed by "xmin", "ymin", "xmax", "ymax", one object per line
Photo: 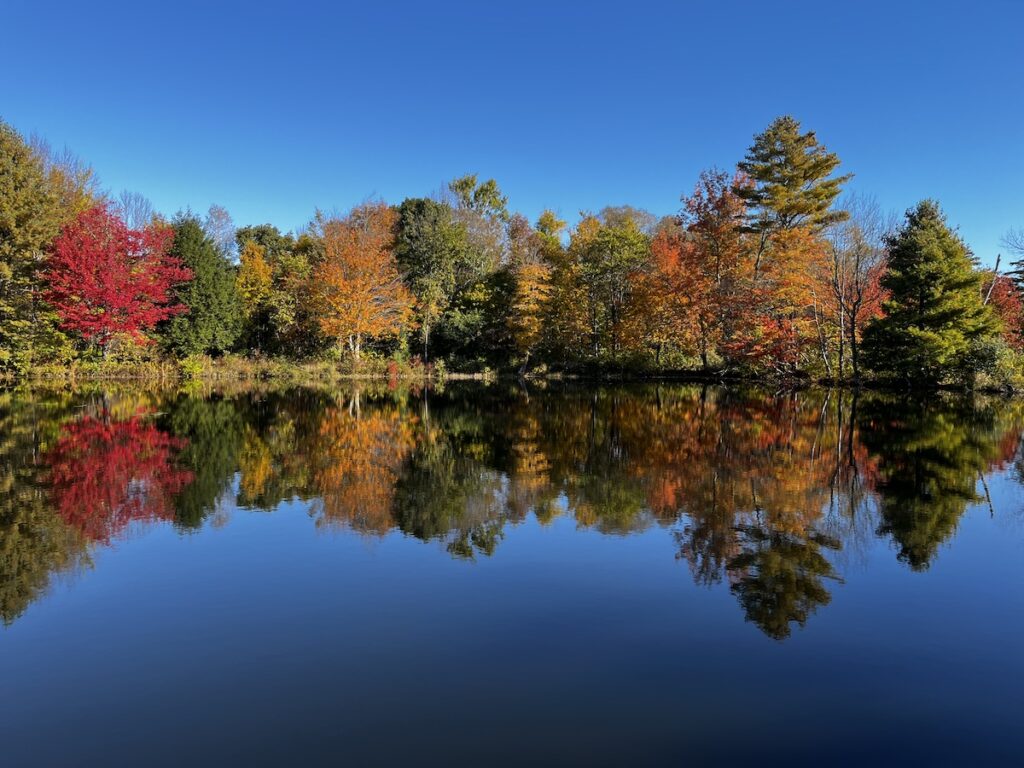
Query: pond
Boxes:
[{"xmin": 1, "ymin": 382, "xmax": 1022, "ymax": 765}]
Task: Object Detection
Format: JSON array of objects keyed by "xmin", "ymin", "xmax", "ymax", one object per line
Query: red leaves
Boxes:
[
  {"xmin": 45, "ymin": 411, "xmax": 193, "ymax": 543},
  {"xmin": 44, "ymin": 205, "xmax": 192, "ymax": 347},
  {"xmin": 984, "ymin": 274, "xmax": 1024, "ymax": 351}
]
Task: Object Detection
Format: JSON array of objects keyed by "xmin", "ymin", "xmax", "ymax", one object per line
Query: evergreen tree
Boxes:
[
  {"xmin": 736, "ymin": 115, "xmax": 851, "ymax": 238},
  {"xmin": 862, "ymin": 201, "xmax": 1000, "ymax": 385},
  {"xmin": 161, "ymin": 213, "xmax": 241, "ymax": 356}
]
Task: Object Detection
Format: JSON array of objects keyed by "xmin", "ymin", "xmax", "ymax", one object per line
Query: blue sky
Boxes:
[{"xmin": 3, "ymin": 0, "xmax": 1021, "ymax": 263}]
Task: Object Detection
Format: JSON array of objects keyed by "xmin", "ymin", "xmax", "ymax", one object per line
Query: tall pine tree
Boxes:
[
  {"xmin": 862, "ymin": 201, "xmax": 999, "ymax": 385},
  {"xmin": 736, "ymin": 116, "xmax": 851, "ymax": 238}
]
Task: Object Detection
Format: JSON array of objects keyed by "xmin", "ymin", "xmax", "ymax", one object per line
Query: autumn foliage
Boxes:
[
  {"xmin": 45, "ymin": 410, "xmax": 193, "ymax": 543},
  {"xmin": 44, "ymin": 205, "xmax": 191, "ymax": 348},
  {"xmin": 312, "ymin": 202, "xmax": 414, "ymax": 361},
  {"xmin": 984, "ymin": 274, "xmax": 1024, "ymax": 351}
]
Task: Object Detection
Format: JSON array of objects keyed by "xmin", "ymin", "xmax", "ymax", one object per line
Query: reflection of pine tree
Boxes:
[
  {"xmin": 859, "ymin": 395, "xmax": 1019, "ymax": 570},
  {"xmin": 162, "ymin": 395, "xmax": 246, "ymax": 528},
  {"xmin": 727, "ymin": 523, "xmax": 841, "ymax": 640}
]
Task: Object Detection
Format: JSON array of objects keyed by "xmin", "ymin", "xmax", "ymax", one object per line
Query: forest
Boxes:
[{"xmin": 3, "ymin": 115, "xmax": 1023, "ymax": 388}]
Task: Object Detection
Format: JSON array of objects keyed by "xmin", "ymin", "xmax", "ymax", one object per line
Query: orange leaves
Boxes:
[
  {"xmin": 312, "ymin": 202, "xmax": 414, "ymax": 359},
  {"xmin": 648, "ymin": 170, "xmax": 758, "ymax": 368},
  {"xmin": 311, "ymin": 398, "xmax": 416, "ymax": 534},
  {"xmin": 748, "ymin": 227, "xmax": 834, "ymax": 371}
]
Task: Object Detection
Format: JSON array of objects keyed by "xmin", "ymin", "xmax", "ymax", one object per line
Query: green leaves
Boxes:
[
  {"xmin": 160, "ymin": 214, "xmax": 242, "ymax": 357},
  {"xmin": 0, "ymin": 121, "xmax": 68, "ymax": 371},
  {"xmin": 863, "ymin": 201, "xmax": 1000, "ymax": 384},
  {"xmin": 736, "ymin": 115, "xmax": 852, "ymax": 235}
]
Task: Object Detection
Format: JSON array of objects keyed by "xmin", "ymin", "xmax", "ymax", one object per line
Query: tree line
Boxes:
[{"xmin": 3, "ymin": 115, "xmax": 1023, "ymax": 386}]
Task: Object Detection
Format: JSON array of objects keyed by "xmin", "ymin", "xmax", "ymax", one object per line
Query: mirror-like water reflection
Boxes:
[{"xmin": 2, "ymin": 382, "xmax": 1023, "ymax": 764}]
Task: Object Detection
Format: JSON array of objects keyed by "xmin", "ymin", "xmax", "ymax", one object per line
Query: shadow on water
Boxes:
[{"xmin": 2, "ymin": 380, "xmax": 1022, "ymax": 638}]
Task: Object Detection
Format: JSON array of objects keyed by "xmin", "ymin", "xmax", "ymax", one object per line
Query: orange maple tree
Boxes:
[{"xmin": 312, "ymin": 202, "xmax": 414, "ymax": 361}]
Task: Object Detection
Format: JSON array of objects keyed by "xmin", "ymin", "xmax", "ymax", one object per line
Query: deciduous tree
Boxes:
[
  {"xmin": 828, "ymin": 195, "xmax": 891, "ymax": 380},
  {"xmin": 0, "ymin": 121, "xmax": 65, "ymax": 371},
  {"xmin": 312, "ymin": 202, "xmax": 414, "ymax": 361},
  {"xmin": 394, "ymin": 197, "xmax": 468, "ymax": 360},
  {"xmin": 44, "ymin": 206, "xmax": 191, "ymax": 352}
]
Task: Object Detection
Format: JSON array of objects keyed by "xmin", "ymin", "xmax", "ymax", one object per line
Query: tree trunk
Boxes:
[
  {"xmin": 849, "ymin": 309, "xmax": 860, "ymax": 383},
  {"xmin": 837, "ymin": 305, "xmax": 845, "ymax": 381}
]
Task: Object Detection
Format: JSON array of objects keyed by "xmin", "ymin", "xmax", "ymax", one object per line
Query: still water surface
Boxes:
[{"xmin": 1, "ymin": 382, "xmax": 1023, "ymax": 765}]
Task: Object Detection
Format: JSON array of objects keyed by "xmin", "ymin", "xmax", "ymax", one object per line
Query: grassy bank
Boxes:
[{"xmin": 14, "ymin": 353, "xmax": 436, "ymax": 385}]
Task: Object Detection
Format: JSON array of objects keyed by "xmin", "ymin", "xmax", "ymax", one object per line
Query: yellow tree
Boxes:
[
  {"xmin": 312, "ymin": 202, "xmax": 414, "ymax": 361},
  {"xmin": 507, "ymin": 212, "xmax": 557, "ymax": 370},
  {"xmin": 236, "ymin": 241, "xmax": 273, "ymax": 318}
]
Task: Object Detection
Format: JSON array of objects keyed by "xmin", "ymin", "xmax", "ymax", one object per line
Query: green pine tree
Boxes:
[
  {"xmin": 862, "ymin": 201, "xmax": 1000, "ymax": 385},
  {"xmin": 160, "ymin": 213, "xmax": 242, "ymax": 356},
  {"xmin": 736, "ymin": 115, "xmax": 852, "ymax": 237}
]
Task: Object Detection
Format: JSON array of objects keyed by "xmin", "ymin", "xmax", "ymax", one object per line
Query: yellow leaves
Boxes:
[
  {"xmin": 766, "ymin": 227, "xmax": 831, "ymax": 311},
  {"xmin": 236, "ymin": 241, "xmax": 273, "ymax": 318},
  {"xmin": 510, "ymin": 261, "xmax": 553, "ymax": 355},
  {"xmin": 239, "ymin": 427, "xmax": 274, "ymax": 501}
]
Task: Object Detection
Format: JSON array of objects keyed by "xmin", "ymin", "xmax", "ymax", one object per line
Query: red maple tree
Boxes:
[{"xmin": 44, "ymin": 205, "xmax": 191, "ymax": 349}]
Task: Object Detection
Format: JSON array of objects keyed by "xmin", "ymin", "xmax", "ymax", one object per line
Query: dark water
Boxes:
[{"xmin": 2, "ymin": 382, "xmax": 1023, "ymax": 766}]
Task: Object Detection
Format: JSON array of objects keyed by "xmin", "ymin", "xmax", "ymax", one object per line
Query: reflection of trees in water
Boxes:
[
  {"xmin": 392, "ymin": 394, "xmax": 517, "ymax": 558},
  {"xmin": 0, "ymin": 391, "xmax": 91, "ymax": 625},
  {"xmin": 45, "ymin": 409, "xmax": 193, "ymax": 544},
  {"xmin": 310, "ymin": 393, "xmax": 416, "ymax": 535},
  {"xmin": 858, "ymin": 395, "xmax": 1023, "ymax": 570},
  {"xmin": 4, "ymin": 382, "xmax": 1024, "ymax": 637},
  {"xmin": 728, "ymin": 522, "xmax": 841, "ymax": 641}
]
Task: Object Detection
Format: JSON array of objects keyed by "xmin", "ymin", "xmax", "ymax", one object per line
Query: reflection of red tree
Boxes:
[{"xmin": 46, "ymin": 411, "xmax": 193, "ymax": 543}]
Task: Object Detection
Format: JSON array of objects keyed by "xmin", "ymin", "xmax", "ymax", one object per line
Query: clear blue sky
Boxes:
[{"xmin": 3, "ymin": 0, "xmax": 1021, "ymax": 263}]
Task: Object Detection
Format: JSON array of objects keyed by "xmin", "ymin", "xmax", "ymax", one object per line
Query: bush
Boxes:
[
  {"xmin": 972, "ymin": 338, "xmax": 1024, "ymax": 392},
  {"xmin": 178, "ymin": 355, "xmax": 207, "ymax": 381}
]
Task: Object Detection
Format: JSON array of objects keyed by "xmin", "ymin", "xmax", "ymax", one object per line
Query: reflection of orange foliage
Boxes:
[
  {"xmin": 46, "ymin": 411, "xmax": 193, "ymax": 543},
  {"xmin": 507, "ymin": 411, "xmax": 555, "ymax": 521},
  {"xmin": 311, "ymin": 398, "xmax": 416, "ymax": 534}
]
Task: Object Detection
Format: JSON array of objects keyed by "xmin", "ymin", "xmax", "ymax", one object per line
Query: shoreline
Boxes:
[{"xmin": 3, "ymin": 358, "xmax": 1017, "ymax": 395}]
